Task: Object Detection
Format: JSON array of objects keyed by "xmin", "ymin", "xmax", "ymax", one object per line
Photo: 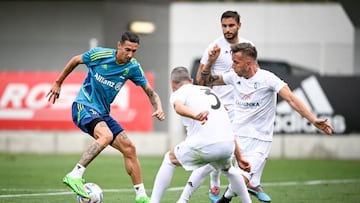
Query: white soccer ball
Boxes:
[{"xmin": 77, "ymin": 182, "xmax": 103, "ymax": 203}]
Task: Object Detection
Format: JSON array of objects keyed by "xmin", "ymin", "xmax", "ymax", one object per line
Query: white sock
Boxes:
[
  {"xmin": 250, "ymin": 158, "xmax": 266, "ymax": 186},
  {"xmin": 150, "ymin": 152, "xmax": 176, "ymax": 203},
  {"xmin": 134, "ymin": 183, "xmax": 147, "ymax": 198},
  {"xmin": 178, "ymin": 164, "xmax": 214, "ymax": 202},
  {"xmin": 68, "ymin": 163, "xmax": 86, "ymax": 178},
  {"xmin": 210, "ymin": 168, "xmax": 221, "ymax": 187},
  {"xmin": 223, "ymin": 167, "xmax": 252, "ymax": 203},
  {"xmin": 224, "ymin": 185, "xmax": 235, "ymax": 199}
]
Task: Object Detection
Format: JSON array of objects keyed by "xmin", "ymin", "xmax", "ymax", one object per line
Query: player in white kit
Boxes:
[
  {"xmin": 199, "ymin": 42, "xmax": 334, "ymax": 203},
  {"xmin": 149, "ymin": 67, "xmax": 252, "ymax": 203},
  {"xmin": 194, "ymin": 10, "xmax": 255, "ymax": 203}
]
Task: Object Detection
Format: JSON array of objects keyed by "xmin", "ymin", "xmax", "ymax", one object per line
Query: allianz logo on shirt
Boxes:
[
  {"xmin": 94, "ymin": 73, "xmax": 124, "ymax": 91},
  {"xmin": 275, "ymin": 76, "xmax": 346, "ymax": 134},
  {"xmin": 94, "ymin": 72, "xmax": 115, "ymax": 88}
]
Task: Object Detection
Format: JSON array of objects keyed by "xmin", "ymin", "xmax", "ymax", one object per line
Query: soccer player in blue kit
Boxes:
[{"xmin": 47, "ymin": 31, "xmax": 165, "ymax": 203}]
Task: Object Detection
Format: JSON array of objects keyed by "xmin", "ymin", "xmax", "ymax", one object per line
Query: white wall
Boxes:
[
  {"xmin": 168, "ymin": 2, "xmax": 355, "ymax": 145},
  {"xmin": 169, "ymin": 2, "xmax": 354, "ymax": 75},
  {"xmin": 0, "ymin": 131, "xmax": 169, "ymax": 155}
]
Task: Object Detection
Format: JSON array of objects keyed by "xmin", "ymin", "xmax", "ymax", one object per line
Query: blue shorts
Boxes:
[{"xmin": 71, "ymin": 102, "xmax": 124, "ymax": 138}]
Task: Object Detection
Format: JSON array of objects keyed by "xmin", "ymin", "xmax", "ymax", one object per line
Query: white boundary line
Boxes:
[{"xmin": 1, "ymin": 179, "xmax": 359, "ymax": 198}]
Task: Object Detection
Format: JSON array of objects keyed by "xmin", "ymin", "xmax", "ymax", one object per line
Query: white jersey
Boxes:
[
  {"xmin": 223, "ymin": 69, "xmax": 287, "ymax": 141},
  {"xmin": 170, "ymin": 84, "xmax": 234, "ymax": 147},
  {"xmin": 200, "ymin": 36, "xmax": 254, "ymax": 114}
]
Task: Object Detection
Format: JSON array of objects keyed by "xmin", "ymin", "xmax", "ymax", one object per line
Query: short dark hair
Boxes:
[
  {"xmin": 171, "ymin": 66, "xmax": 191, "ymax": 84},
  {"xmin": 231, "ymin": 43, "xmax": 257, "ymax": 60},
  {"xmin": 121, "ymin": 31, "xmax": 140, "ymax": 44},
  {"xmin": 221, "ymin": 10, "xmax": 240, "ymax": 24}
]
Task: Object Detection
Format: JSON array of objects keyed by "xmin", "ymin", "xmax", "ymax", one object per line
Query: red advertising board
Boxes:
[{"xmin": 0, "ymin": 71, "xmax": 154, "ymax": 131}]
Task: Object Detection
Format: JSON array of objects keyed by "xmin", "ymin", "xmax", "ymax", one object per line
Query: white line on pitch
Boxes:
[{"xmin": 1, "ymin": 179, "xmax": 359, "ymax": 198}]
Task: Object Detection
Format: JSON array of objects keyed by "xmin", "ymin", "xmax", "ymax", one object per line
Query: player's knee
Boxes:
[
  {"xmin": 94, "ymin": 131, "xmax": 113, "ymax": 145},
  {"xmin": 164, "ymin": 151, "xmax": 178, "ymax": 166},
  {"xmin": 122, "ymin": 142, "xmax": 137, "ymax": 157},
  {"xmin": 103, "ymin": 133, "xmax": 114, "ymax": 144}
]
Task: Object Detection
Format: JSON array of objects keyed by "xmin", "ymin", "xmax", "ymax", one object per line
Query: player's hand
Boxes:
[
  {"xmin": 46, "ymin": 83, "xmax": 61, "ymax": 104},
  {"xmin": 238, "ymin": 159, "xmax": 251, "ymax": 173},
  {"xmin": 208, "ymin": 44, "xmax": 221, "ymax": 63},
  {"xmin": 195, "ymin": 110, "xmax": 209, "ymax": 125},
  {"xmin": 152, "ymin": 110, "xmax": 165, "ymax": 121},
  {"xmin": 313, "ymin": 118, "xmax": 334, "ymax": 135}
]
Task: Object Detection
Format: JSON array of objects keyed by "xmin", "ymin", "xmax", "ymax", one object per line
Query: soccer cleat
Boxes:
[
  {"xmin": 62, "ymin": 175, "xmax": 89, "ymax": 198},
  {"xmin": 216, "ymin": 186, "xmax": 233, "ymax": 203},
  {"xmin": 209, "ymin": 186, "xmax": 221, "ymax": 203},
  {"xmin": 247, "ymin": 184, "xmax": 271, "ymax": 202},
  {"xmin": 135, "ymin": 196, "xmax": 150, "ymax": 203},
  {"xmin": 216, "ymin": 195, "xmax": 232, "ymax": 203}
]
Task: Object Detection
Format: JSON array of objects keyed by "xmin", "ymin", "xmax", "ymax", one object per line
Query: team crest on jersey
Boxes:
[
  {"xmin": 102, "ymin": 64, "xmax": 107, "ymax": 69},
  {"xmin": 123, "ymin": 68, "xmax": 130, "ymax": 76},
  {"xmin": 115, "ymin": 82, "xmax": 123, "ymax": 91}
]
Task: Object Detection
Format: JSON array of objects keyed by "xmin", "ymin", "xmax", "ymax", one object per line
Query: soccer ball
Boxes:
[{"xmin": 77, "ymin": 182, "xmax": 103, "ymax": 203}]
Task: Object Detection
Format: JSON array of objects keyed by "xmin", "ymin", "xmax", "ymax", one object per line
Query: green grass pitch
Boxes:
[{"xmin": 0, "ymin": 153, "xmax": 360, "ymax": 203}]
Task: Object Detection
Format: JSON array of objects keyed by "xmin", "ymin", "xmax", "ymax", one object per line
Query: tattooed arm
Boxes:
[
  {"xmin": 141, "ymin": 83, "xmax": 166, "ymax": 121},
  {"xmin": 198, "ymin": 68, "xmax": 226, "ymax": 87},
  {"xmin": 197, "ymin": 44, "xmax": 226, "ymax": 87}
]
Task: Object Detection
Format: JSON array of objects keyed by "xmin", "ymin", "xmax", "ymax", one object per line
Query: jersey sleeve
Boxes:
[
  {"xmin": 129, "ymin": 60, "xmax": 148, "ymax": 86},
  {"xmin": 82, "ymin": 47, "xmax": 99, "ymax": 65},
  {"xmin": 82, "ymin": 47, "xmax": 113, "ymax": 67},
  {"xmin": 266, "ymin": 71, "xmax": 287, "ymax": 92},
  {"xmin": 169, "ymin": 86, "xmax": 187, "ymax": 107},
  {"xmin": 222, "ymin": 70, "xmax": 236, "ymax": 85}
]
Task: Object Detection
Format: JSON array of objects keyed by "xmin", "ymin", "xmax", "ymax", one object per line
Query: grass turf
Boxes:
[{"xmin": 0, "ymin": 153, "xmax": 359, "ymax": 203}]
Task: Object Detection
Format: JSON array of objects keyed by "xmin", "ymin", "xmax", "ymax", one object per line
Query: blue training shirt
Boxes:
[{"xmin": 74, "ymin": 47, "xmax": 148, "ymax": 114}]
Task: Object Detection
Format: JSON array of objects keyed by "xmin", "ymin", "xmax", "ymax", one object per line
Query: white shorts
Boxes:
[
  {"xmin": 174, "ymin": 141, "xmax": 235, "ymax": 171},
  {"xmin": 235, "ymin": 137, "xmax": 272, "ymax": 180}
]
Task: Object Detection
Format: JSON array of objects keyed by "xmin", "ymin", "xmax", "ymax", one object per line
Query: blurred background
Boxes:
[{"xmin": 0, "ymin": 0, "xmax": 359, "ymax": 159}]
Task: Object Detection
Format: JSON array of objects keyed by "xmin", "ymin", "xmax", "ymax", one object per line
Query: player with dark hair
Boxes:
[
  {"xmin": 47, "ymin": 31, "xmax": 165, "ymax": 203},
  {"xmin": 192, "ymin": 10, "xmax": 255, "ymax": 202}
]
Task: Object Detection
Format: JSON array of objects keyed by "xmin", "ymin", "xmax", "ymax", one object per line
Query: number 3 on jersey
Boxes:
[{"xmin": 201, "ymin": 88, "xmax": 221, "ymax": 110}]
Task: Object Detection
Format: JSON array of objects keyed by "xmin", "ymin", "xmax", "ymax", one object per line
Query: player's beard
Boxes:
[{"xmin": 224, "ymin": 32, "xmax": 237, "ymax": 41}]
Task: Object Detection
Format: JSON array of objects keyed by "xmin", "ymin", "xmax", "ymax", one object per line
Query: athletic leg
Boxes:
[
  {"xmin": 111, "ymin": 130, "xmax": 149, "ymax": 201},
  {"xmin": 150, "ymin": 151, "xmax": 178, "ymax": 203},
  {"xmin": 222, "ymin": 167, "xmax": 252, "ymax": 203},
  {"xmin": 64, "ymin": 120, "xmax": 112, "ymax": 198},
  {"xmin": 209, "ymin": 169, "xmax": 222, "ymax": 203},
  {"xmin": 247, "ymin": 158, "xmax": 271, "ymax": 202},
  {"xmin": 177, "ymin": 164, "xmax": 215, "ymax": 203}
]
